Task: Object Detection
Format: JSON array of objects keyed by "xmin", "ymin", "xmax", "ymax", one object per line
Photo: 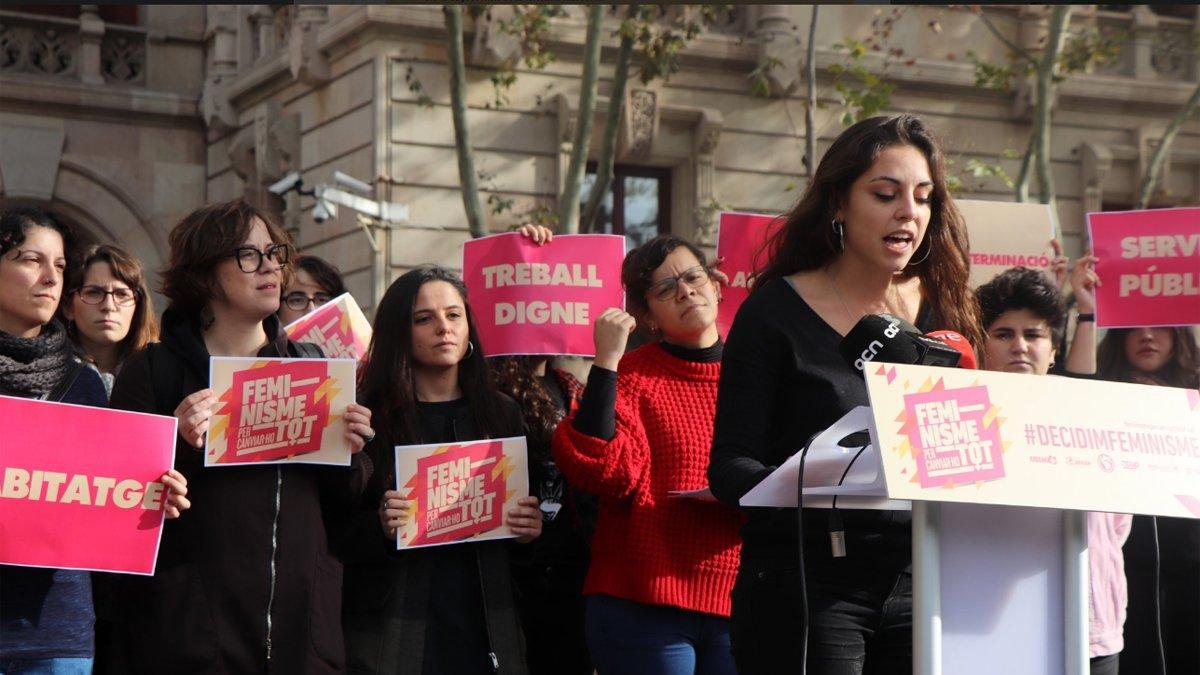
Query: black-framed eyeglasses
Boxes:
[
  {"xmin": 76, "ymin": 285, "xmax": 140, "ymax": 307},
  {"xmin": 646, "ymin": 265, "xmax": 711, "ymax": 302},
  {"xmin": 283, "ymin": 291, "xmax": 333, "ymax": 311},
  {"xmin": 233, "ymin": 244, "xmax": 290, "ymax": 273}
]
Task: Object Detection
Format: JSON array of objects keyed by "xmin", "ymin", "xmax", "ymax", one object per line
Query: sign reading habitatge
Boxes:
[
  {"xmin": 462, "ymin": 232, "xmax": 625, "ymax": 357},
  {"xmin": 864, "ymin": 363, "xmax": 1200, "ymax": 519},
  {"xmin": 0, "ymin": 395, "xmax": 177, "ymax": 575},
  {"xmin": 205, "ymin": 357, "xmax": 357, "ymax": 467},
  {"xmin": 393, "ymin": 437, "xmax": 528, "ymax": 550}
]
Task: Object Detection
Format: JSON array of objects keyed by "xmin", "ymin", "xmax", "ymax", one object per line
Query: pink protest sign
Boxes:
[
  {"xmin": 0, "ymin": 395, "xmax": 177, "ymax": 575},
  {"xmin": 902, "ymin": 384, "xmax": 1005, "ymax": 488},
  {"xmin": 394, "ymin": 436, "xmax": 528, "ymax": 550},
  {"xmin": 462, "ymin": 232, "xmax": 625, "ymax": 356},
  {"xmin": 715, "ymin": 212, "xmax": 783, "ymax": 337},
  {"xmin": 1087, "ymin": 208, "xmax": 1199, "ymax": 328},
  {"xmin": 284, "ymin": 292, "xmax": 373, "ymax": 360},
  {"xmin": 206, "ymin": 357, "xmax": 358, "ymax": 467}
]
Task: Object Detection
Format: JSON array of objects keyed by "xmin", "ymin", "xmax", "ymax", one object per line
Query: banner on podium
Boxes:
[{"xmin": 865, "ymin": 364, "xmax": 1200, "ymax": 519}]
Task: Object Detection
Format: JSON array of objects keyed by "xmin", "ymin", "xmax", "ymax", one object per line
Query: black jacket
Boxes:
[
  {"xmin": 339, "ymin": 395, "xmax": 529, "ymax": 675},
  {"xmin": 101, "ymin": 309, "xmax": 366, "ymax": 674}
]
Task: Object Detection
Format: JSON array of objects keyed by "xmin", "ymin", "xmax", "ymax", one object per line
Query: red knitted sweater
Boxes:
[{"xmin": 552, "ymin": 342, "xmax": 743, "ymax": 618}]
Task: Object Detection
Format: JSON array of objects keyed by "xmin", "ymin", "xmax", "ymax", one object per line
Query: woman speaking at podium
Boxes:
[{"xmin": 709, "ymin": 115, "xmax": 981, "ymax": 674}]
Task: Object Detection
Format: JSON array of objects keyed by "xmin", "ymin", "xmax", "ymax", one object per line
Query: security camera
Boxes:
[
  {"xmin": 268, "ymin": 172, "xmax": 302, "ymax": 196},
  {"xmin": 312, "ymin": 198, "xmax": 337, "ymax": 223},
  {"xmin": 333, "ymin": 171, "xmax": 372, "ymax": 195}
]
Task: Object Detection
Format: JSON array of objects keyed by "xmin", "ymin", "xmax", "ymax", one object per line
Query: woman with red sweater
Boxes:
[{"xmin": 553, "ymin": 235, "xmax": 742, "ymax": 675}]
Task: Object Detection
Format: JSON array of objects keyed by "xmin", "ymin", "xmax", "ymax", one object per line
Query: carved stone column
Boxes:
[
  {"xmin": 1130, "ymin": 6, "xmax": 1160, "ymax": 81},
  {"xmin": 290, "ymin": 4, "xmax": 330, "ymax": 85},
  {"xmin": 77, "ymin": 5, "xmax": 105, "ymax": 85},
  {"xmin": 621, "ymin": 88, "xmax": 660, "ymax": 159},
  {"xmin": 554, "ymin": 93, "xmax": 576, "ymax": 195},
  {"xmin": 201, "ymin": 6, "xmax": 239, "ymax": 132},
  {"xmin": 753, "ymin": 5, "xmax": 801, "ymax": 96},
  {"xmin": 228, "ymin": 101, "xmax": 300, "ymax": 213},
  {"xmin": 1078, "ymin": 142, "xmax": 1112, "ymax": 215},
  {"xmin": 692, "ymin": 110, "xmax": 723, "ymax": 244}
]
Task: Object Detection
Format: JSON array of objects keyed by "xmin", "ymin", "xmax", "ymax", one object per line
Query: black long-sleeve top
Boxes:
[{"xmin": 709, "ymin": 277, "xmax": 927, "ymax": 563}]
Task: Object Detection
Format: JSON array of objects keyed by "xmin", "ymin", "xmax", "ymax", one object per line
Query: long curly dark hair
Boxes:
[
  {"xmin": 1097, "ymin": 327, "xmax": 1199, "ymax": 389},
  {"xmin": 489, "ymin": 356, "xmax": 562, "ymax": 459},
  {"xmin": 754, "ymin": 114, "xmax": 982, "ymax": 347}
]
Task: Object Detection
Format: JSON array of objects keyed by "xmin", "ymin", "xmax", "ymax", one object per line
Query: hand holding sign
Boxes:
[
  {"xmin": 1068, "ymin": 250, "xmax": 1101, "ymax": 314},
  {"xmin": 343, "ymin": 403, "xmax": 374, "ymax": 455},
  {"xmin": 517, "ymin": 223, "xmax": 554, "ymax": 246},
  {"xmin": 379, "ymin": 489, "xmax": 413, "ymax": 540},
  {"xmin": 594, "ymin": 307, "xmax": 636, "ymax": 371},
  {"xmin": 507, "ymin": 495, "xmax": 543, "ymax": 543},
  {"xmin": 159, "ymin": 469, "xmax": 190, "ymax": 519},
  {"xmin": 175, "ymin": 388, "xmax": 217, "ymax": 449}
]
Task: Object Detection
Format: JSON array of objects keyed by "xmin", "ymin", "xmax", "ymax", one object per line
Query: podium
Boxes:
[{"xmin": 742, "ymin": 365, "xmax": 1200, "ymax": 675}]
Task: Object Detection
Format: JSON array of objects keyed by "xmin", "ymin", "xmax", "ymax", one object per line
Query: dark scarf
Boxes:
[{"xmin": 0, "ymin": 319, "xmax": 75, "ymax": 398}]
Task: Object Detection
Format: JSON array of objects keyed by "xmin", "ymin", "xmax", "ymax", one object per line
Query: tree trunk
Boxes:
[
  {"xmin": 1137, "ymin": 80, "xmax": 1200, "ymax": 209},
  {"xmin": 1014, "ymin": 133, "xmax": 1036, "ymax": 202},
  {"xmin": 581, "ymin": 12, "xmax": 635, "ymax": 234},
  {"xmin": 444, "ymin": 5, "xmax": 487, "ymax": 238},
  {"xmin": 805, "ymin": 6, "xmax": 819, "ymax": 176},
  {"xmin": 558, "ymin": 4, "xmax": 604, "ymax": 234},
  {"xmin": 1035, "ymin": 6, "xmax": 1071, "ymax": 211}
]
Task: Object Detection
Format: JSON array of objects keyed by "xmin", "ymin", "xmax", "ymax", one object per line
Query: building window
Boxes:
[{"xmin": 580, "ymin": 164, "xmax": 671, "ymax": 251}]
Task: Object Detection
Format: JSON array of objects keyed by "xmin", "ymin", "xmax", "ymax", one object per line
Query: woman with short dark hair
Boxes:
[
  {"xmin": 0, "ymin": 207, "xmax": 187, "ymax": 674},
  {"xmin": 102, "ymin": 198, "xmax": 373, "ymax": 673},
  {"xmin": 278, "ymin": 254, "xmax": 348, "ymax": 325},
  {"xmin": 553, "ymin": 234, "xmax": 743, "ymax": 675}
]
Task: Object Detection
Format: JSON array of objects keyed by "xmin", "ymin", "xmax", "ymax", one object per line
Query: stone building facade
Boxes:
[{"xmin": 2, "ymin": 4, "xmax": 1197, "ymax": 315}]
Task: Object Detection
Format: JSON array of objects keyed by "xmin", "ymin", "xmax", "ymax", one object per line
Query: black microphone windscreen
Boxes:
[{"xmin": 839, "ymin": 314, "xmax": 922, "ymax": 372}]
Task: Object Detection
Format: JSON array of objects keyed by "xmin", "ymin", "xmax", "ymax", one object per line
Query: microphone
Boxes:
[
  {"xmin": 838, "ymin": 314, "xmax": 921, "ymax": 372},
  {"xmin": 839, "ymin": 314, "xmax": 962, "ymax": 372},
  {"xmin": 928, "ymin": 330, "xmax": 978, "ymax": 369}
]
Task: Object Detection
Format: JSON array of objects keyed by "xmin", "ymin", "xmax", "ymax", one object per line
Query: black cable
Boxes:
[
  {"xmin": 1151, "ymin": 516, "xmax": 1166, "ymax": 675},
  {"xmin": 829, "ymin": 444, "xmax": 870, "ymax": 559},
  {"xmin": 795, "ymin": 428, "xmax": 823, "ymax": 675}
]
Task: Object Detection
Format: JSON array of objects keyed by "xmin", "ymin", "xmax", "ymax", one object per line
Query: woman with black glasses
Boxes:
[
  {"xmin": 101, "ymin": 198, "xmax": 375, "ymax": 673},
  {"xmin": 61, "ymin": 244, "xmax": 159, "ymax": 394},
  {"xmin": 277, "ymin": 255, "xmax": 348, "ymax": 325}
]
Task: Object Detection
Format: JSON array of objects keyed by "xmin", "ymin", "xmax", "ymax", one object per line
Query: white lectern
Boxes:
[{"xmin": 742, "ymin": 366, "xmax": 1200, "ymax": 675}]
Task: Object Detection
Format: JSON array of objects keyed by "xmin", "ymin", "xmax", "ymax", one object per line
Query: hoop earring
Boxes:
[
  {"xmin": 831, "ymin": 219, "xmax": 845, "ymax": 252},
  {"xmin": 464, "ymin": 340, "xmax": 475, "ymax": 360},
  {"xmin": 906, "ymin": 241, "xmax": 932, "ymax": 267}
]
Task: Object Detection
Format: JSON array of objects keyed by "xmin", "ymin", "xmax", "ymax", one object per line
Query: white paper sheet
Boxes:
[{"xmin": 739, "ymin": 406, "xmax": 895, "ymax": 508}]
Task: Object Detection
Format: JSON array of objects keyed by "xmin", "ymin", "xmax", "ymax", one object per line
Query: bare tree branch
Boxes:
[
  {"xmin": 975, "ymin": 7, "xmax": 1036, "ymax": 65},
  {"xmin": 805, "ymin": 6, "xmax": 819, "ymax": 175},
  {"xmin": 582, "ymin": 9, "xmax": 635, "ymax": 234},
  {"xmin": 1138, "ymin": 80, "xmax": 1200, "ymax": 209},
  {"xmin": 444, "ymin": 5, "xmax": 486, "ymax": 238},
  {"xmin": 1033, "ymin": 5, "xmax": 1071, "ymax": 215},
  {"xmin": 558, "ymin": 5, "xmax": 604, "ymax": 234}
]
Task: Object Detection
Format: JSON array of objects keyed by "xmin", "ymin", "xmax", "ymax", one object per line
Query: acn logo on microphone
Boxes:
[{"xmin": 853, "ymin": 321, "xmax": 901, "ymax": 371}]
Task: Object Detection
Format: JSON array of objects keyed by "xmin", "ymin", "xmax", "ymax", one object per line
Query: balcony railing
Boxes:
[{"xmin": 0, "ymin": 9, "xmax": 146, "ymax": 85}]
